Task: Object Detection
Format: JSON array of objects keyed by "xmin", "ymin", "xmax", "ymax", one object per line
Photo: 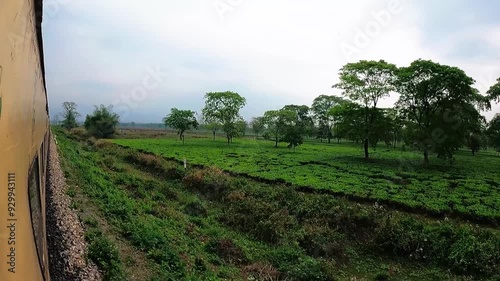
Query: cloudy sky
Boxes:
[{"xmin": 42, "ymin": 0, "xmax": 500, "ymax": 123}]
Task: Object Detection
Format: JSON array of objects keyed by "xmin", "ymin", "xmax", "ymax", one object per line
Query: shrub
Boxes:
[
  {"xmin": 126, "ymin": 152, "xmax": 184, "ymax": 179},
  {"xmin": 183, "ymin": 167, "xmax": 232, "ymax": 200},
  {"xmin": 242, "ymin": 263, "xmax": 281, "ymax": 281},
  {"xmin": 374, "ymin": 272, "xmax": 390, "ymax": 281},
  {"xmin": 69, "ymin": 127, "xmax": 87, "ymax": 139},
  {"xmin": 87, "ymin": 235, "xmax": 126, "ymax": 281},
  {"xmin": 206, "ymin": 238, "xmax": 248, "ymax": 264},
  {"xmin": 84, "ymin": 105, "xmax": 120, "ymax": 139},
  {"xmin": 183, "ymin": 200, "xmax": 208, "ymax": 217},
  {"xmin": 299, "ymin": 224, "xmax": 348, "ymax": 262}
]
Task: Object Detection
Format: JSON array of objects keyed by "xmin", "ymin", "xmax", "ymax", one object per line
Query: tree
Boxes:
[
  {"xmin": 250, "ymin": 117, "xmax": 265, "ymax": 137},
  {"xmin": 163, "ymin": 108, "xmax": 198, "ymax": 144},
  {"xmin": 84, "ymin": 105, "xmax": 120, "ymax": 139},
  {"xmin": 281, "ymin": 105, "xmax": 313, "ymax": 151},
  {"xmin": 487, "ymin": 77, "xmax": 500, "ymax": 103},
  {"xmin": 61, "ymin": 102, "xmax": 80, "ymax": 130},
  {"xmin": 333, "ymin": 60, "xmax": 397, "ymax": 159},
  {"xmin": 396, "ymin": 59, "xmax": 485, "ymax": 164},
  {"xmin": 263, "ymin": 109, "xmax": 296, "ymax": 148},
  {"xmin": 330, "ymin": 101, "xmax": 371, "ymax": 144},
  {"xmin": 467, "ymin": 133, "xmax": 482, "ymax": 156},
  {"xmin": 235, "ymin": 119, "xmax": 248, "ymax": 137},
  {"xmin": 311, "ymin": 95, "xmax": 345, "ymax": 143},
  {"xmin": 202, "ymin": 91, "xmax": 246, "ymax": 144},
  {"xmin": 487, "ymin": 114, "xmax": 500, "ymax": 155}
]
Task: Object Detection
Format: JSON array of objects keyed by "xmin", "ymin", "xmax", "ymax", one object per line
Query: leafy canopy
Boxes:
[
  {"xmin": 396, "ymin": 59, "xmax": 484, "ymax": 162},
  {"xmin": 163, "ymin": 108, "xmax": 198, "ymax": 139},
  {"xmin": 202, "ymin": 91, "xmax": 246, "ymax": 142}
]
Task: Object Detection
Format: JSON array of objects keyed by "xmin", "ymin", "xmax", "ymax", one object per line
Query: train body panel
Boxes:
[{"xmin": 0, "ymin": 0, "xmax": 50, "ymax": 280}]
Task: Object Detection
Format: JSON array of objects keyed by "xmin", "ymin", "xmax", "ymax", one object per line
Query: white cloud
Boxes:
[{"xmin": 44, "ymin": 0, "xmax": 500, "ymax": 122}]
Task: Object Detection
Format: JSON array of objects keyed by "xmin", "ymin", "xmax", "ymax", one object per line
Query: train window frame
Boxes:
[{"xmin": 27, "ymin": 154, "xmax": 46, "ymax": 279}]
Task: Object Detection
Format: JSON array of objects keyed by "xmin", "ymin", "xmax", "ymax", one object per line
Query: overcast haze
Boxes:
[{"xmin": 43, "ymin": 0, "xmax": 500, "ymax": 123}]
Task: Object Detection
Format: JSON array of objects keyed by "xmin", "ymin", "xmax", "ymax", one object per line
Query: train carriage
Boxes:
[{"xmin": 0, "ymin": 0, "xmax": 51, "ymax": 280}]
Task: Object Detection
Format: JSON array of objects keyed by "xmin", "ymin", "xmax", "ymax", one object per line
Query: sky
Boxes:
[{"xmin": 42, "ymin": 0, "xmax": 500, "ymax": 123}]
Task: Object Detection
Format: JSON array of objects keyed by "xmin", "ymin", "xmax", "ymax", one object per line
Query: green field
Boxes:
[
  {"xmin": 55, "ymin": 129, "xmax": 500, "ymax": 280},
  {"xmin": 113, "ymin": 137, "xmax": 500, "ymax": 224}
]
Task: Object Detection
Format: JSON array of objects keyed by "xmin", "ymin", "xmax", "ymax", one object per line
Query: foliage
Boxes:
[
  {"xmin": 311, "ymin": 95, "xmax": 345, "ymax": 143},
  {"xmin": 467, "ymin": 133, "xmax": 482, "ymax": 156},
  {"xmin": 250, "ymin": 116, "xmax": 265, "ymax": 137},
  {"xmin": 487, "ymin": 77, "xmax": 500, "ymax": 103},
  {"xmin": 61, "ymin": 101, "xmax": 80, "ymax": 130},
  {"xmin": 396, "ymin": 59, "xmax": 486, "ymax": 164},
  {"xmin": 202, "ymin": 91, "xmax": 246, "ymax": 144},
  {"xmin": 86, "ymin": 230, "xmax": 127, "ymax": 281},
  {"xmin": 84, "ymin": 105, "xmax": 120, "ymax": 139},
  {"xmin": 235, "ymin": 119, "xmax": 248, "ymax": 136},
  {"xmin": 263, "ymin": 109, "xmax": 296, "ymax": 147},
  {"xmin": 487, "ymin": 114, "xmax": 500, "ymax": 153},
  {"xmin": 162, "ymin": 108, "xmax": 198, "ymax": 143},
  {"xmin": 333, "ymin": 60, "xmax": 398, "ymax": 159}
]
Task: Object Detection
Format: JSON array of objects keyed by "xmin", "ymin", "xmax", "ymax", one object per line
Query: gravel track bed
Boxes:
[{"xmin": 46, "ymin": 135, "xmax": 102, "ymax": 281}]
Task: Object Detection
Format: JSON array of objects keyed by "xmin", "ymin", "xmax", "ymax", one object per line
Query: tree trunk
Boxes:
[
  {"xmin": 328, "ymin": 137, "xmax": 331, "ymax": 144},
  {"xmin": 182, "ymin": 134, "xmax": 185, "ymax": 145},
  {"xmin": 423, "ymin": 148, "xmax": 429, "ymax": 165},
  {"xmin": 364, "ymin": 138, "xmax": 369, "ymax": 159},
  {"xmin": 275, "ymin": 138, "xmax": 278, "ymax": 148},
  {"xmin": 472, "ymin": 150, "xmax": 475, "ymax": 156},
  {"xmin": 227, "ymin": 136, "xmax": 230, "ymax": 144},
  {"xmin": 213, "ymin": 130, "xmax": 216, "ymax": 141}
]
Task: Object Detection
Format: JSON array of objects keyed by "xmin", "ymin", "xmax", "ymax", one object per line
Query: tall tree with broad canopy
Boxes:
[
  {"xmin": 61, "ymin": 102, "xmax": 80, "ymax": 130},
  {"xmin": 396, "ymin": 59, "xmax": 487, "ymax": 164},
  {"xmin": 163, "ymin": 108, "xmax": 198, "ymax": 144},
  {"xmin": 250, "ymin": 117, "xmax": 265, "ymax": 137},
  {"xmin": 202, "ymin": 91, "xmax": 246, "ymax": 144},
  {"xmin": 333, "ymin": 60, "xmax": 397, "ymax": 159},
  {"xmin": 311, "ymin": 95, "xmax": 345, "ymax": 143},
  {"xmin": 487, "ymin": 114, "xmax": 500, "ymax": 155}
]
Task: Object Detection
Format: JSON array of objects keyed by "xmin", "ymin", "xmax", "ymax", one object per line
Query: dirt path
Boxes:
[{"xmin": 46, "ymin": 135, "xmax": 102, "ymax": 281}]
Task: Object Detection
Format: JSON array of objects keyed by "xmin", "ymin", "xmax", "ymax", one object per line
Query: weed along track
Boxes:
[{"xmin": 53, "ymin": 128, "xmax": 500, "ymax": 281}]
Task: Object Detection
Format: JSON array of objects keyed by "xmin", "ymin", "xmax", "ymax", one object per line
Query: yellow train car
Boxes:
[{"xmin": 0, "ymin": 0, "xmax": 51, "ymax": 280}]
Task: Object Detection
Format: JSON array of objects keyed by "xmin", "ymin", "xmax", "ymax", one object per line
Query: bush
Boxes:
[
  {"xmin": 242, "ymin": 263, "xmax": 281, "ymax": 281},
  {"xmin": 183, "ymin": 200, "xmax": 208, "ymax": 217},
  {"xmin": 87, "ymin": 235, "xmax": 126, "ymax": 281},
  {"xmin": 206, "ymin": 238, "xmax": 248, "ymax": 264},
  {"xmin": 84, "ymin": 105, "xmax": 120, "ymax": 139},
  {"xmin": 69, "ymin": 127, "xmax": 87, "ymax": 139},
  {"xmin": 126, "ymin": 152, "xmax": 184, "ymax": 179},
  {"xmin": 222, "ymin": 194, "xmax": 298, "ymax": 244},
  {"xmin": 183, "ymin": 167, "xmax": 232, "ymax": 200}
]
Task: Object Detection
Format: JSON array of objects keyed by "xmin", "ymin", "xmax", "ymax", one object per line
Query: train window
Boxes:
[{"xmin": 28, "ymin": 156, "xmax": 45, "ymax": 275}]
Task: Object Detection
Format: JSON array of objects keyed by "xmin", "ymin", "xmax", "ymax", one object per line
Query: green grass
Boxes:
[
  {"xmin": 112, "ymin": 137, "xmax": 500, "ymax": 224},
  {"xmin": 54, "ymin": 128, "xmax": 500, "ymax": 280}
]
